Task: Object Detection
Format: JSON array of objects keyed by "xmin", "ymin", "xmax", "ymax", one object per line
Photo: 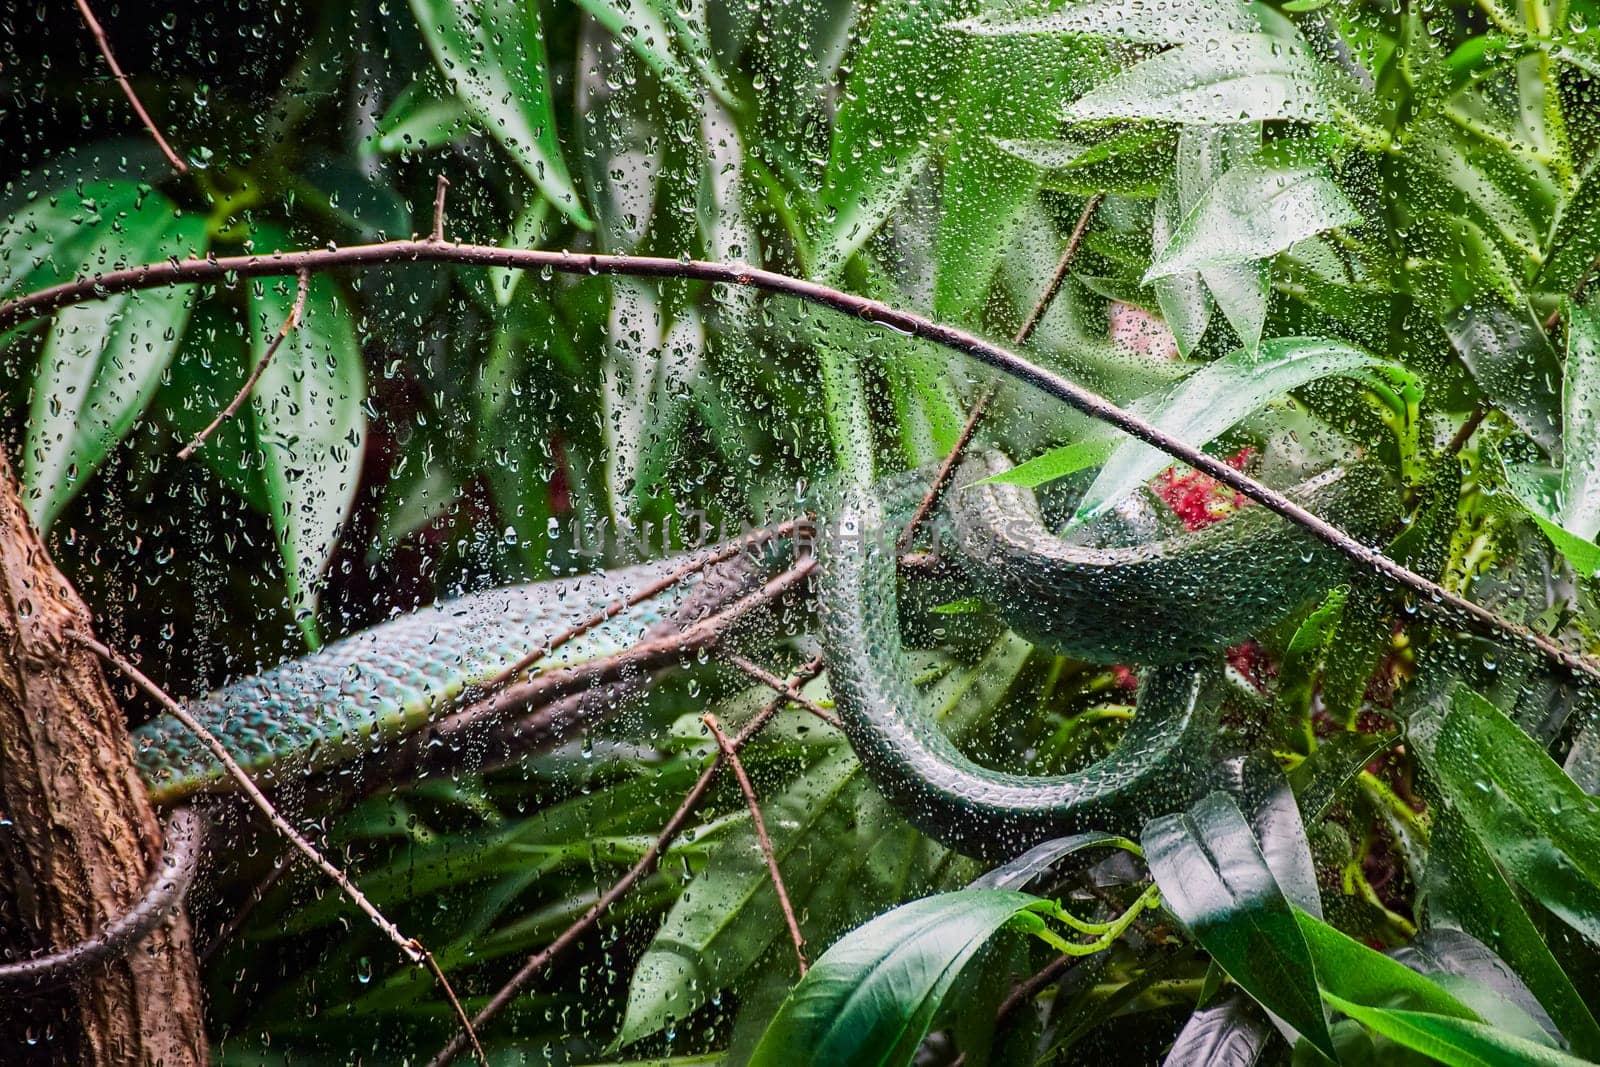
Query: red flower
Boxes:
[{"xmin": 1149, "ymin": 447, "xmax": 1256, "ymax": 531}]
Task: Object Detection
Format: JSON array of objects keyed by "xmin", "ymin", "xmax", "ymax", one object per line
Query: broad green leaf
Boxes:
[
  {"xmin": 1146, "ymin": 162, "xmax": 1359, "ymax": 279},
  {"xmin": 1323, "ymin": 995, "xmax": 1590, "ymax": 1067},
  {"xmin": 1422, "ymin": 816, "xmax": 1600, "ymax": 1061},
  {"xmin": 1204, "ymin": 259, "xmax": 1270, "ymax": 356},
  {"xmin": 1560, "ymin": 297, "xmax": 1600, "ymax": 539},
  {"xmin": 571, "ymin": 0, "xmax": 720, "ymax": 105},
  {"xmin": 1417, "ymin": 688, "xmax": 1600, "ymax": 946},
  {"xmin": 970, "ymin": 832, "xmax": 1139, "ymax": 891},
  {"xmin": 158, "ymin": 300, "xmax": 268, "ymax": 512},
  {"xmin": 372, "ymin": 76, "xmax": 468, "ymax": 155},
  {"xmin": 20, "ymin": 184, "xmax": 205, "ymax": 529},
  {"xmin": 1541, "ymin": 153, "xmax": 1600, "ymax": 296},
  {"xmin": 812, "ymin": 0, "xmax": 976, "ymax": 278},
  {"xmin": 616, "ymin": 746, "xmax": 862, "ymax": 1048},
  {"xmin": 973, "ymin": 435, "xmax": 1116, "ymax": 488},
  {"xmin": 488, "ymin": 198, "xmax": 551, "ymax": 307},
  {"xmin": 1151, "ymin": 184, "xmax": 1213, "ymax": 357},
  {"xmin": 1290, "ymin": 908, "xmax": 1474, "ymax": 1017},
  {"xmin": 748, "ymin": 889, "xmax": 1045, "ymax": 1067},
  {"xmin": 1066, "ymin": 34, "xmax": 1333, "ymax": 125},
  {"xmin": 953, "ymin": 0, "xmax": 1257, "ymax": 44},
  {"xmin": 1211, "ymin": 753, "xmax": 1321, "ymax": 918},
  {"xmin": 1174, "ymin": 125, "xmax": 1267, "ymax": 354},
  {"xmin": 1163, "ymin": 990, "xmax": 1276, "ymax": 1067},
  {"xmin": 935, "ymin": 35, "xmax": 1109, "ymax": 323},
  {"xmin": 1004, "ymin": 127, "xmax": 1177, "ymax": 197},
  {"xmin": 1499, "ymin": 458, "xmax": 1600, "ymax": 575},
  {"xmin": 247, "ymin": 233, "xmax": 367, "ymax": 647},
  {"xmin": 1074, "ymin": 337, "xmax": 1404, "ymax": 523},
  {"xmin": 409, "ymin": 0, "xmax": 590, "ymax": 228},
  {"xmin": 1143, "ymin": 791, "xmax": 1336, "ymax": 1059}
]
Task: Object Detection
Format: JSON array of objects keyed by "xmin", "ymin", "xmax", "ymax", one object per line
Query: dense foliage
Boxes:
[{"xmin": 4, "ymin": 0, "xmax": 1600, "ymax": 1062}]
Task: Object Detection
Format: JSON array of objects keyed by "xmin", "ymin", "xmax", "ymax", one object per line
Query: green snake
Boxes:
[
  {"xmin": 3, "ymin": 449, "xmax": 1396, "ymax": 981},
  {"xmin": 816, "ymin": 451, "xmax": 1399, "ymax": 858}
]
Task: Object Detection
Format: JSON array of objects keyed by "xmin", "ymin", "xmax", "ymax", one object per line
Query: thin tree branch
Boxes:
[
  {"xmin": 426, "ymin": 655, "xmax": 827, "ymax": 1067},
  {"xmin": 721, "ymin": 651, "xmax": 841, "ymax": 729},
  {"xmin": 703, "ymin": 713, "xmax": 808, "ymax": 976},
  {"xmin": 178, "ymin": 269, "xmax": 308, "ymax": 460},
  {"xmin": 73, "ymin": 0, "xmax": 188, "ymax": 174},
  {"xmin": 431, "ymin": 175, "xmax": 450, "ymax": 243},
  {"xmin": 5, "ymin": 240, "xmax": 1596, "ymax": 686},
  {"xmin": 0, "ymin": 806, "xmax": 204, "ymax": 990},
  {"xmin": 898, "ymin": 194, "xmax": 1105, "ymax": 550},
  {"xmin": 1443, "ymin": 403, "xmax": 1489, "ymax": 459},
  {"xmin": 71, "ymin": 633, "xmax": 425, "ymax": 965},
  {"xmin": 416, "ymin": 942, "xmax": 487, "ymax": 1067}
]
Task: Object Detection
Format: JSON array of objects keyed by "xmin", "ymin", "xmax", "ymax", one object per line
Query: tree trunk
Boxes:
[{"xmin": 0, "ymin": 449, "xmax": 206, "ymax": 1064}]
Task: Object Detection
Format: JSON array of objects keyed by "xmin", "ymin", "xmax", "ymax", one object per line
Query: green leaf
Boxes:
[
  {"xmin": 1146, "ymin": 162, "xmax": 1360, "ymax": 280},
  {"xmin": 408, "ymin": 0, "xmax": 590, "ymax": 228},
  {"xmin": 247, "ymin": 233, "xmax": 367, "ymax": 647},
  {"xmin": 935, "ymin": 35, "xmax": 1109, "ymax": 323},
  {"xmin": 19, "ymin": 183, "xmax": 206, "ymax": 529},
  {"xmin": 1540, "ymin": 153, "xmax": 1600, "ymax": 296},
  {"xmin": 570, "ymin": 0, "xmax": 723, "ymax": 105},
  {"xmin": 1074, "ymin": 337, "xmax": 1406, "ymax": 523},
  {"xmin": 1163, "ymin": 990, "xmax": 1276, "ymax": 1067},
  {"xmin": 1423, "ymin": 816, "xmax": 1600, "ymax": 1061},
  {"xmin": 1212, "ymin": 753, "xmax": 1321, "ymax": 917},
  {"xmin": 1143, "ymin": 791, "xmax": 1336, "ymax": 1060},
  {"xmin": 1066, "ymin": 34, "xmax": 1333, "ymax": 125},
  {"xmin": 812, "ymin": 0, "xmax": 977, "ymax": 278},
  {"xmin": 488, "ymin": 198, "xmax": 551, "ymax": 307},
  {"xmin": 1004, "ymin": 127, "xmax": 1177, "ymax": 197},
  {"xmin": 1417, "ymin": 688, "xmax": 1600, "ymax": 947},
  {"xmin": 970, "ymin": 832, "xmax": 1139, "ymax": 891},
  {"xmin": 372, "ymin": 76, "xmax": 469, "ymax": 155},
  {"xmin": 1322, "ymin": 995, "xmax": 1592, "ymax": 1067},
  {"xmin": 953, "ymin": 0, "xmax": 1257, "ymax": 44},
  {"xmin": 1560, "ymin": 297, "xmax": 1600, "ymax": 539},
  {"xmin": 1498, "ymin": 459, "xmax": 1600, "ymax": 575},
  {"xmin": 747, "ymin": 889, "xmax": 1045, "ymax": 1067},
  {"xmin": 1151, "ymin": 184, "xmax": 1213, "ymax": 358},
  {"xmin": 973, "ymin": 435, "xmax": 1116, "ymax": 489},
  {"xmin": 617, "ymin": 746, "xmax": 865, "ymax": 1047},
  {"xmin": 1291, "ymin": 908, "xmax": 1481, "ymax": 1019}
]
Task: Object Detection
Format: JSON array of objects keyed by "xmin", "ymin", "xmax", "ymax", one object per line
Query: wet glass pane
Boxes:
[{"xmin": 2, "ymin": 0, "xmax": 1600, "ymax": 1062}]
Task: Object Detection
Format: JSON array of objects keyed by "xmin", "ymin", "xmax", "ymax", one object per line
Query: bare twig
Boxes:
[
  {"xmin": 73, "ymin": 0, "xmax": 188, "ymax": 174},
  {"xmin": 431, "ymin": 175, "xmax": 450, "ymax": 243},
  {"xmin": 6, "ymin": 241, "xmax": 1597, "ymax": 686},
  {"xmin": 722, "ymin": 651, "xmax": 841, "ymax": 729},
  {"xmin": 0, "ymin": 806, "xmax": 204, "ymax": 989},
  {"xmin": 426, "ymin": 655, "xmax": 827, "ymax": 1067},
  {"xmin": 1443, "ymin": 403, "xmax": 1488, "ymax": 459},
  {"xmin": 71, "ymin": 633, "xmax": 424, "ymax": 966},
  {"xmin": 704, "ymin": 713, "xmax": 808, "ymax": 976},
  {"xmin": 416, "ymin": 941, "xmax": 487, "ymax": 1067},
  {"xmin": 1543, "ymin": 255, "xmax": 1600, "ymax": 331},
  {"xmin": 898, "ymin": 194, "xmax": 1105, "ymax": 549},
  {"xmin": 179, "ymin": 269, "xmax": 309, "ymax": 460}
]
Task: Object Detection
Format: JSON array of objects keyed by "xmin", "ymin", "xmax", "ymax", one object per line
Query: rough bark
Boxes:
[{"xmin": 0, "ymin": 449, "xmax": 206, "ymax": 1064}]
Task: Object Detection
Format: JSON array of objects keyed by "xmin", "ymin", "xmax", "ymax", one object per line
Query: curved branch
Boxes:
[
  {"xmin": 2, "ymin": 240, "xmax": 1594, "ymax": 685},
  {"xmin": 0, "ymin": 806, "xmax": 205, "ymax": 991}
]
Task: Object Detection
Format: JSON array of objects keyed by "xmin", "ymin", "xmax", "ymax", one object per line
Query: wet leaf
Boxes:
[
  {"xmin": 20, "ymin": 183, "xmax": 206, "ymax": 528},
  {"xmin": 410, "ymin": 0, "xmax": 590, "ymax": 227}
]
